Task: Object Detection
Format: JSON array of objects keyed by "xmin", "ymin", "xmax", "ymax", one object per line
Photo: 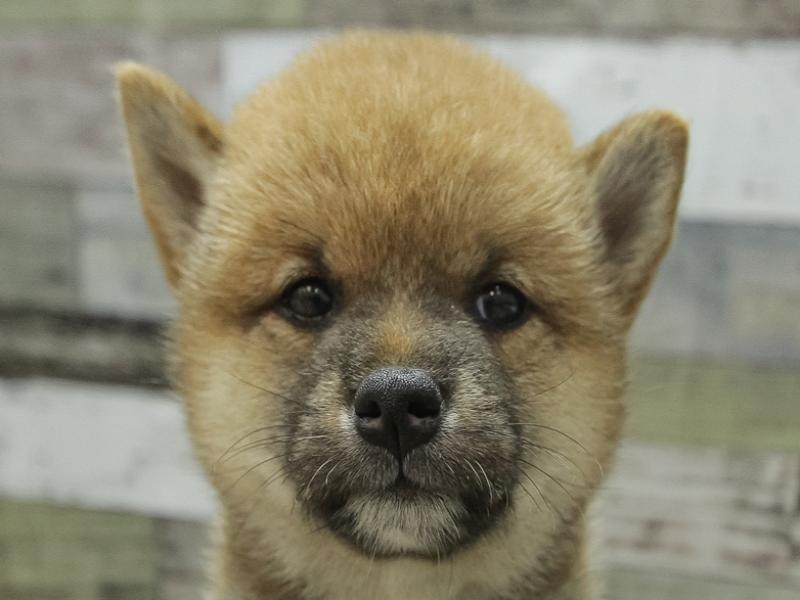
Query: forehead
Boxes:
[
  {"xmin": 191, "ymin": 37, "xmax": 591, "ymax": 305},
  {"xmin": 204, "ymin": 124, "xmax": 584, "ymax": 294}
]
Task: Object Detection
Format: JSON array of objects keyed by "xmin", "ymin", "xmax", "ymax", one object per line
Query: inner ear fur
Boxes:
[
  {"xmin": 581, "ymin": 110, "xmax": 689, "ymax": 322},
  {"xmin": 116, "ymin": 62, "xmax": 223, "ymax": 288}
]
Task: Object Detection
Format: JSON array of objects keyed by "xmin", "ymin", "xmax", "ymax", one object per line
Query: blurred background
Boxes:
[{"xmin": 1, "ymin": 2, "xmax": 799, "ymax": 599}]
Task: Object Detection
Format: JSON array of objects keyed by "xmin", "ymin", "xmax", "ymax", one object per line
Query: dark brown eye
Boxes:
[
  {"xmin": 474, "ymin": 283, "xmax": 528, "ymax": 330},
  {"xmin": 281, "ymin": 278, "xmax": 333, "ymax": 323}
]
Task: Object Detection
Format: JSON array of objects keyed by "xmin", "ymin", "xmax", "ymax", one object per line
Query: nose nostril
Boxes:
[
  {"xmin": 407, "ymin": 397, "xmax": 441, "ymax": 420},
  {"xmin": 355, "ymin": 399, "xmax": 381, "ymax": 420},
  {"xmin": 353, "ymin": 367, "xmax": 443, "ymax": 457}
]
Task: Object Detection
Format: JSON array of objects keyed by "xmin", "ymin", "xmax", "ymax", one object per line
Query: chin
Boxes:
[{"xmin": 317, "ymin": 482, "xmax": 512, "ymax": 559}]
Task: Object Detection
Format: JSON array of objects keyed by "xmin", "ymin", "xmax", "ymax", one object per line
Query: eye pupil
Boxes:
[
  {"xmin": 284, "ymin": 278, "xmax": 333, "ymax": 321},
  {"xmin": 475, "ymin": 283, "xmax": 527, "ymax": 329}
]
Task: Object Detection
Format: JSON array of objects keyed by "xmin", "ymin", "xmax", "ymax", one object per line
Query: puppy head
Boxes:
[{"xmin": 118, "ymin": 32, "xmax": 687, "ymax": 559}]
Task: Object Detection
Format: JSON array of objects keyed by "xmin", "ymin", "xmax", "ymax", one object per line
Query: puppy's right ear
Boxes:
[{"xmin": 116, "ymin": 63, "xmax": 223, "ymax": 288}]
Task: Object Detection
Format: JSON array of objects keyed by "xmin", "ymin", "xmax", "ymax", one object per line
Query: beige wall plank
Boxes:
[
  {"xmin": 626, "ymin": 357, "xmax": 800, "ymax": 452},
  {"xmin": 607, "ymin": 566, "xmax": 800, "ymax": 600},
  {"xmin": 1, "ymin": 1, "xmax": 798, "ymax": 37}
]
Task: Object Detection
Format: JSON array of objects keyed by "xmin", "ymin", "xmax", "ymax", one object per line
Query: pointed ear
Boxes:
[
  {"xmin": 116, "ymin": 62, "xmax": 223, "ymax": 288},
  {"xmin": 581, "ymin": 111, "xmax": 688, "ymax": 322}
]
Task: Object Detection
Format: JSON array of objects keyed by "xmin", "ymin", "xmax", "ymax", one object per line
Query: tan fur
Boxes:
[
  {"xmin": 376, "ymin": 312, "xmax": 416, "ymax": 364},
  {"xmin": 117, "ymin": 30, "xmax": 688, "ymax": 600}
]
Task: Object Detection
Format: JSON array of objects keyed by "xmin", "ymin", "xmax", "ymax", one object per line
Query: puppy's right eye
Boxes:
[{"xmin": 281, "ymin": 277, "xmax": 334, "ymax": 324}]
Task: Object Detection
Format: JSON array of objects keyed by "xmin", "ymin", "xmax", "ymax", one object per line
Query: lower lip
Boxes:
[{"xmin": 385, "ymin": 477, "xmax": 423, "ymax": 496}]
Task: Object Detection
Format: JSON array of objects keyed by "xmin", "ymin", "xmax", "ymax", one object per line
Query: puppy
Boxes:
[{"xmin": 117, "ymin": 31, "xmax": 687, "ymax": 600}]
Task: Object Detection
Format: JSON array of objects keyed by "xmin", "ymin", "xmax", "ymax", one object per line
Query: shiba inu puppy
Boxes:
[{"xmin": 117, "ymin": 31, "xmax": 687, "ymax": 600}]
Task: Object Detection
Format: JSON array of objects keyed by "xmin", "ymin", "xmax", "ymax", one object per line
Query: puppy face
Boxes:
[{"xmin": 117, "ymin": 32, "xmax": 687, "ymax": 560}]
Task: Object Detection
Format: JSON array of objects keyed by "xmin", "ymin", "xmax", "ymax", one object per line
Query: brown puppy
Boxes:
[{"xmin": 117, "ymin": 31, "xmax": 687, "ymax": 600}]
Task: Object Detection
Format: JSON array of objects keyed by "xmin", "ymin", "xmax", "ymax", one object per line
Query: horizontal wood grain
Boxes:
[
  {"xmin": 606, "ymin": 566, "xmax": 800, "ymax": 600},
  {"xmin": 601, "ymin": 441, "xmax": 800, "ymax": 587}
]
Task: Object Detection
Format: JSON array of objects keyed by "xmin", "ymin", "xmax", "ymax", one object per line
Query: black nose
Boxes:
[{"xmin": 353, "ymin": 367, "xmax": 442, "ymax": 460}]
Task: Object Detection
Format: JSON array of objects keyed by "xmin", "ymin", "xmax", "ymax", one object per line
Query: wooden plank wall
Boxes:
[{"xmin": 601, "ymin": 442, "xmax": 800, "ymax": 596}]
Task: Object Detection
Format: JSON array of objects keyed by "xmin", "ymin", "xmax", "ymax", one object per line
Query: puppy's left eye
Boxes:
[
  {"xmin": 474, "ymin": 283, "xmax": 528, "ymax": 330},
  {"xmin": 281, "ymin": 277, "xmax": 333, "ymax": 323}
]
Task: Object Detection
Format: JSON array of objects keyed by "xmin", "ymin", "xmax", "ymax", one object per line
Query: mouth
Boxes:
[
  {"xmin": 385, "ymin": 473, "xmax": 424, "ymax": 494},
  {"xmin": 308, "ymin": 466, "xmax": 513, "ymax": 559}
]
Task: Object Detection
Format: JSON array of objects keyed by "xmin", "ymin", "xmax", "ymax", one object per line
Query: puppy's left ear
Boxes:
[
  {"xmin": 581, "ymin": 111, "xmax": 688, "ymax": 324},
  {"xmin": 116, "ymin": 63, "xmax": 224, "ymax": 289}
]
